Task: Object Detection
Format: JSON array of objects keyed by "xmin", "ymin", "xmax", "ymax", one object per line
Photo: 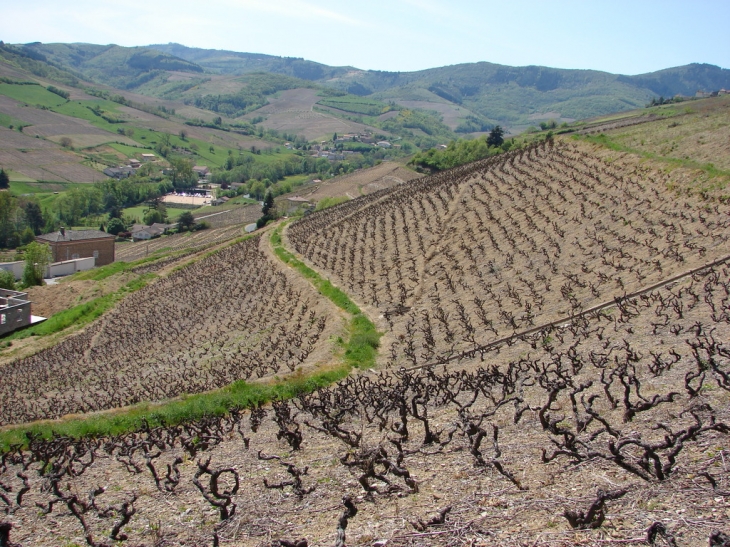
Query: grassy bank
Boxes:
[
  {"xmin": 6, "ymin": 274, "xmax": 154, "ymax": 341},
  {"xmin": 271, "ymin": 224, "xmax": 381, "ymax": 369},
  {"xmin": 0, "ymin": 366, "xmax": 349, "ymax": 451}
]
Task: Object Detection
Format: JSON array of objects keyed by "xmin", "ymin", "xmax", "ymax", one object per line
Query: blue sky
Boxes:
[{"xmin": 2, "ymin": 0, "xmax": 729, "ymax": 75}]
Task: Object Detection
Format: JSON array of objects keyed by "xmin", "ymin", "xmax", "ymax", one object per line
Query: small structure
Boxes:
[
  {"xmin": 286, "ymin": 196, "xmax": 311, "ymax": 215},
  {"xmin": 377, "ymin": 141, "xmax": 392, "ymax": 148},
  {"xmin": 193, "ymin": 166, "xmax": 210, "ymax": 178},
  {"xmin": 131, "ymin": 223, "xmax": 172, "ymax": 241},
  {"xmin": 36, "ymin": 228, "xmax": 116, "ymax": 266},
  {"xmin": 141, "ymin": 153, "xmax": 156, "ymax": 162},
  {"xmin": 129, "ymin": 159, "xmax": 142, "ymax": 168},
  {"xmin": 103, "ymin": 166, "xmax": 136, "ymax": 179},
  {"xmin": 0, "ymin": 289, "xmax": 32, "ymax": 336}
]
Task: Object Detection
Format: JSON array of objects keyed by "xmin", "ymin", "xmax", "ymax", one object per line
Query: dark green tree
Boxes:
[
  {"xmin": 177, "ymin": 211, "xmax": 196, "ymax": 231},
  {"xmin": 106, "ymin": 217, "xmax": 126, "ymax": 235},
  {"xmin": 22, "ymin": 241, "xmax": 51, "ymax": 287},
  {"xmin": 169, "ymin": 157, "xmax": 196, "ymax": 190},
  {"xmin": 262, "ymin": 191, "xmax": 275, "ymax": 217},
  {"xmin": 487, "ymin": 126, "xmax": 505, "ymax": 147},
  {"xmin": 22, "ymin": 201, "xmax": 44, "ymax": 234},
  {"xmin": 0, "ymin": 168, "xmax": 9, "ymax": 189}
]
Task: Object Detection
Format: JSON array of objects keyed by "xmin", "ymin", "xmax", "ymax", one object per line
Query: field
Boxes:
[
  {"xmin": 289, "ymin": 139, "xmax": 730, "ymax": 368},
  {"xmin": 114, "ymin": 224, "xmax": 250, "ymax": 262},
  {"xmin": 395, "ymin": 99, "xmax": 479, "ymax": 130},
  {"xmin": 242, "ymin": 88, "xmax": 381, "ymax": 141},
  {"xmin": 0, "ymin": 236, "xmax": 342, "ymax": 425},
  {"xmin": 296, "ymin": 161, "xmax": 422, "ymax": 201},
  {"xmin": 583, "ymin": 95, "xmax": 730, "ymax": 174},
  {"xmin": 1, "ymin": 109, "xmax": 730, "ymax": 546}
]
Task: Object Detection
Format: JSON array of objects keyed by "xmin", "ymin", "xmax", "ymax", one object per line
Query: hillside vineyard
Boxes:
[
  {"xmin": 2, "ymin": 139, "xmax": 730, "ymax": 546},
  {"xmin": 288, "ymin": 140, "xmax": 730, "ymax": 368},
  {"xmin": 0, "ymin": 237, "xmax": 338, "ymax": 425}
]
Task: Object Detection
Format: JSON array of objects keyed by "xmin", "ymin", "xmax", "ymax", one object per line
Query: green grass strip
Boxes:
[
  {"xmin": 0, "ymin": 366, "xmax": 350, "ymax": 451},
  {"xmin": 270, "ymin": 224, "xmax": 381, "ymax": 369}
]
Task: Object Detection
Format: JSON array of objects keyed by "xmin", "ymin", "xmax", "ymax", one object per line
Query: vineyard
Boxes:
[
  {"xmin": 287, "ymin": 139, "xmax": 730, "ymax": 370},
  {"xmin": 1, "ymin": 262, "xmax": 729, "ymax": 545},
  {"xmin": 1, "ymin": 136, "xmax": 730, "ymax": 546},
  {"xmin": 0, "ymin": 236, "xmax": 342, "ymax": 425},
  {"xmin": 114, "ymin": 224, "xmax": 249, "ymax": 263}
]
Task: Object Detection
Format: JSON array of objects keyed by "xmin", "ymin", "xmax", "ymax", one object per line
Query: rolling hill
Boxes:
[{"xmin": 5, "ymin": 41, "xmax": 729, "ymax": 138}]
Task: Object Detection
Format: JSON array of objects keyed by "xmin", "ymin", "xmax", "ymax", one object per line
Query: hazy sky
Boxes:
[{"xmin": 2, "ymin": 0, "xmax": 729, "ymax": 75}]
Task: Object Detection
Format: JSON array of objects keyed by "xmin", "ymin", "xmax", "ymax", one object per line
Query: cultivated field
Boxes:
[
  {"xmin": 115, "ymin": 224, "xmax": 249, "ymax": 263},
  {"xmin": 242, "ymin": 88, "xmax": 380, "ymax": 141},
  {"xmin": 0, "ymin": 236, "xmax": 342, "ymax": 425},
  {"xmin": 1, "ymin": 261, "xmax": 729, "ymax": 545},
  {"xmin": 395, "ymin": 99, "xmax": 478, "ymax": 130},
  {"xmin": 0, "ymin": 125, "xmax": 105, "ymax": 182},
  {"xmin": 296, "ymin": 161, "xmax": 422, "ymax": 201},
  {"xmin": 288, "ymin": 139, "xmax": 730, "ymax": 370}
]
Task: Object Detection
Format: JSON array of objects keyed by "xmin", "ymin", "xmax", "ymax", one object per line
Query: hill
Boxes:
[
  {"xmin": 1, "ymin": 100, "xmax": 730, "ymax": 544},
  {"xmin": 4, "ymin": 41, "xmax": 728, "ymax": 142},
  {"xmin": 150, "ymin": 43, "xmax": 730, "ymax": 131}
]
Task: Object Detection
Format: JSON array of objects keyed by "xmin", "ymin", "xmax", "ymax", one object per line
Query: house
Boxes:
[
  {"xmin": 129, "ymin": 159, "xmax": 142, "ymax": 168},
  {"xmin": 131, "ymin": 223, "xmax": 172, "ymax": 241},
  {"xmin": 193, "ymin": 166, "xmax": 210, "ymax": 178},
  {"xmin": 103, "ymin": 166, "xmax": 136, "ymax": 179},
  {"xmin": 36, "ymin": 228, "xmax": 115, "ymax": 266},
  {"xmin": 0, "ymin": 289, "xmax": 33, "ymax": 336},
  {"xmin": 141, "ymin": 153, "xmax": 156, "ymax": 162},
  {"xmin": 377, "ymin": 141, "xmax": 392, "ymax": 148}
]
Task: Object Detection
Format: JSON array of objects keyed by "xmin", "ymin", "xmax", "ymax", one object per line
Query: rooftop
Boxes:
[{"xmin": 37, "ymin": 229, "xmax": 115, "ymax": 243}]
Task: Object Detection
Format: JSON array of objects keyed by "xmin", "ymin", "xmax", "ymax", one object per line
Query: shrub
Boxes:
[{"xmin": 0, "ymin": 269, "xmax": 16, "ymax": 290}]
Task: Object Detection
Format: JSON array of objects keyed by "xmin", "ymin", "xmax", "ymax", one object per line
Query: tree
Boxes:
[
  {"xmin": 169, "ymin": 157, "xmax": 196, "ymax": 190},
  {"xmin": 178, "ymin": 211, "xmax": 196, "ymax": 231},
  {"xmin": 262, "ymin": 191, "xmax": 275, "ymax": 217},
  {"xmin": 0, "ymin": 168, "xmax": 9, "ymax": 189},
  {"xmin": 487, "ymin": 126, "xmax": 504, "ymax": 148},
  {"xmin": 22, "ymin": 201, "xmax": 43, "ymax": 234},
  {"xmin": 106, "ymin": 217, "xmax": 126, "ymax": 235},
  {"xmin": 59, "ymin": 136, "xmax": 73, "ymax": 149},
  {"xmin": 179, "ymin": 129, "xmax": 188, "ymax": 140},
  {"xmin": 22, "ymin": 241, "xmax": 51, "ymax": 287},
  {"xmin": 20, "ymin": 227, "xmax": 35, "ymax": 245}
]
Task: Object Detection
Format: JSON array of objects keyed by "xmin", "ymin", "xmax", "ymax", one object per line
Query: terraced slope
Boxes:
[
  {"xmin": 287, "ymin": 139, "xmax": 730, "ymax": 369},
  {"xmin": 0, "ymin": 236, "xmax": 342, "ymax": 425}
]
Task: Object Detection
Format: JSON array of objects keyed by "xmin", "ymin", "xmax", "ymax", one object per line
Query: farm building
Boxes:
[
  {"xmin": 36, "ymin": 228, "xmax": 115, "ymax": 266},
  {"xmin": 0, "ymin": 289, "xmax": 32, "ymax": 336},
  {"xmin": 130, "ymin": 223, "xmax": 172, "ymax": 241},
  {"xmin": 193, "ymin": 166, "xmax": 210, "ymax": 178},
  {"xmin": 285, "ymin": 196, "xmax": 312, "ymax": 215},
  {"xmin": 103, "ymin": 166, "xmax": 136, "ymax": 179},
  {"xmin": 141, "ymin": 153, "xmax": 156, "ymax": 162}
]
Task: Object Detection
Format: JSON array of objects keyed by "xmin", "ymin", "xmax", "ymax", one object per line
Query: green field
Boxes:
[
  {"xmin": 0, "ymin": 83, "xmax": 68, "ymax": 107},
  {"xmin": 0, "ymin": 111, "xmax": 26, "ymax": 128},
  {"xmin": 109, "ymin": 142, "xmax": 154, "ymax": 157},
  {"xmin": 122, "ymin": 205, "xmax": 191, "ymax": 223},
  {"xmin": 51, "ymin": 100, "xmax": 129, "ymax": 132}
]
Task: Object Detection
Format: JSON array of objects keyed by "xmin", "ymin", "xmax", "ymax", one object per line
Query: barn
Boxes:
[{"xmin": 36, "ymin": 228, "xmax": 116, "ymax": 266}]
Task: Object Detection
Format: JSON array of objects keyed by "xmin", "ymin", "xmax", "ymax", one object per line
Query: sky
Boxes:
[{"xmin": 2, "ymin": 0, "xmax": 729, "ymax": 75}]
